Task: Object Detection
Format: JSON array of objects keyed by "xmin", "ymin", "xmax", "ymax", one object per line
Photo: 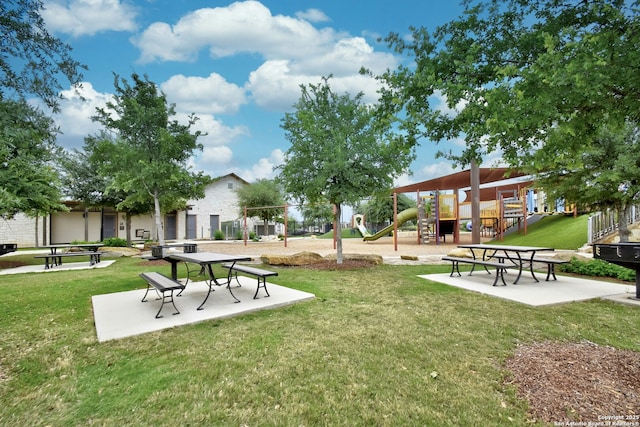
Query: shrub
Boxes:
[
  {"xmin": 559, "ymin": 257, "xmax": 635, "ymax": 282},
  {"xmin": 213, "ymin": 230, "xmax": 225, "ymax": 240},
  {"xmin": 102, "ymin": 237, "xmax": 128, "ymax": 247},
  {"xmin": 235, "ymin": 230, "xmax": 244, "ymax": 240}
]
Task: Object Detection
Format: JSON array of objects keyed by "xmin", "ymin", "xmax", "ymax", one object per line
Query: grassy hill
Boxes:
[{"xmin": 493, "ymin": 214, "xmax": 589, "ymax": 250}]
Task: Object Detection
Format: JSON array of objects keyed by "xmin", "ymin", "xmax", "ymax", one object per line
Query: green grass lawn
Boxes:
[
  {"xmin": 0, "ymin": 256, "xmax": 637, "ymax": 426},
  {"xmin": 495, "ymin": 214, "xmax": 589, "ymax": 250}
]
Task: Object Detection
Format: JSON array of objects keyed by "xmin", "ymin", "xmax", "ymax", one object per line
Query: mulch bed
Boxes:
[
  {"xmin": 302, "ymin": 259, "xmax": 378, "ymax": 270},
  {"xmin": 0, "ymin": 260, "xmax": 28, "ymax": 269},
  {"xmin": 504, "ymin": 341, "xmax": 640, "ymax": 423}
]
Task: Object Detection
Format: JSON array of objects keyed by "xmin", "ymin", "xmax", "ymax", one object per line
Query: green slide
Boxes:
[{"xmin": 362, "ymin": 207, "xmax": 418, "ymax": 241}]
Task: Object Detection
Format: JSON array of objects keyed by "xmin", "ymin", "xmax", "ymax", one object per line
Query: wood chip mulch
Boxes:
[
  {"xmin": 504, "ymin": 341, "xmax": 640, "ymax": 423},
  {"xmin": 302, "ymin": 259, "xmax": 377, "ymax": 270}
]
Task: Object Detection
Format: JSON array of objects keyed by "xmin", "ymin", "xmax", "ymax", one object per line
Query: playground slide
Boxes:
[
  {"xmin": 356, "ymin": 222, "xmax": 370, "ymax": 237},
  {"xmin": 362, "ymin": 207, "xmax": 418, "ymax": 241}
]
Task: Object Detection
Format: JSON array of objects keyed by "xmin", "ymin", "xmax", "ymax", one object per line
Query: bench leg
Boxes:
[
  {"xmin": 253, "ymin": 276, "xmax": 270, "ymax": 299},
  {"xmin": 492, "ymin": 268, "xmax": 508, "ymax": 286},
  {"xmin": 545, "ymin": 263, "xmax": 557, "ymax": 281},
  {"xmin": 449, "ymin": 261, "xmax": 461, "ymax": 277}
]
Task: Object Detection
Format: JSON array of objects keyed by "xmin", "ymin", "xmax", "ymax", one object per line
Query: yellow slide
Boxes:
[{"xmin": 362, "ymin": 207, "xmax": 418, "ymax": 241}]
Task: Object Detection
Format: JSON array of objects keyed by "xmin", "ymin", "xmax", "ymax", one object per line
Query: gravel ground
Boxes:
[{"xmin": 194, "ymin": 234, "xmax": 481, "ymax": 264}]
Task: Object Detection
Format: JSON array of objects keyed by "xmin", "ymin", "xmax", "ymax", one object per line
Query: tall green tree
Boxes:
[
  {"xmin": 375, "ymin": 0, "xmax": 638, "ymax": 238},
  {"xmin": 0, "ymin": 99, "xmax": 66, "ymax": 219},
  {"xmin": 278, "ymin": 77, "xmax": 414, "ymax": 263},
  {"xmin": 91, "ymin": 73, "xmax": 209, "ymax": 245},
  {"xmin": 535, "ymin": 122, "xmax": 640, "ymax": 242},
  {"xmin": 362, "ymin": 193, "xmax": 416, "ymax": 227},
  {"xmin": 301, "ymin": 203, "xmax": 333, "ymax": 231},
  {"xmin": 236, "ymin": 179, "xmax": 285, "ymax": 237},
  {"xmin": 1, "ymin": 0, "xmax": 86, "ymax": 111},
  {"xmin": 1, "ymin": 0, "xmax": 85, "ymax": 223},
  {"xmin": 376, "ymin": 0, "xmax": 638, "ymax": 168}
]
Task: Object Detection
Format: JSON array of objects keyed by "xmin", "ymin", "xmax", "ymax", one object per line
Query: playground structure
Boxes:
[
  {"xmin": 355, "ymin": 188, "xmax": 530, "ymax": 244},
  {"xmin": 355, "ymin": 168, "xmax": 536, "ymax": 245}
]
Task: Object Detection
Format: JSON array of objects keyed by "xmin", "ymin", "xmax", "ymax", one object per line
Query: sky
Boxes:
[{"xmin": 40, "ymin": 0, "xmax": 479, "ymax": 188}]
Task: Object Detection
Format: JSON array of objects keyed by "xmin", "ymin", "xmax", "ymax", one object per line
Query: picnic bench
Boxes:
[
  {"xmin": 481, "ymin": 254, "xmax": 568, "ymax": 282},
  {"xmin": 222, "ymin": 263, "xmax": 278, "ymax": 299},
  {"xmin": 442, "ymin": 256, "xmax": 509, "ymax": 286},
  {"xmin": 139, "ymin": 272, "xmax": 186, "ymax": 318},
  {"xmin": 34, "ymin": 251, "xmax": 103, "ymax": 269}
]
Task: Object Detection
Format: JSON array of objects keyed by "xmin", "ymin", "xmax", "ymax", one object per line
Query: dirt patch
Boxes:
[
  {"xmin": 505, "ymin": 341, "xmax": 640, "ymax": 423},
  {"xmin": 0, "ymin": 260, "xmax": 28, "ymax": 269},
  {"xmin": 299, "ymin": 259, "xmax": 378, "ymax": 271}
]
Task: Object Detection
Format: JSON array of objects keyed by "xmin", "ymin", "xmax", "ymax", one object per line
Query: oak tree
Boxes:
[{"xmin": 278, "ymin": 77, "xmax": 414, "ymax": 263}]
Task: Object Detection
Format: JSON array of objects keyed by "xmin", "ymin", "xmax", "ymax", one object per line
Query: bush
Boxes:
[
  {"xmin": 559, "ymin": 257, "xmax": 635, "ymax": 282},
  {"xmin": 235, "ymin": 230, "xmax": 244, "ymax": 240},
  {"xmin": 213, "ymin": 230, "xmax": 225, "ymax": 240},
  {"xmin": 102, "ymin": 237, "xmax": 128, "ymax": 247}
]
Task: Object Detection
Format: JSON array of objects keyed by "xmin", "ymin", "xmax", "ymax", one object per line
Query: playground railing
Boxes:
[{"xmin": 588, "ymin": 205, "xmax": 640, "ymax": 244}]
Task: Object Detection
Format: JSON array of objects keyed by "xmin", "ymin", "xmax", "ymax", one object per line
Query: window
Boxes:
[{"xmin": 228, "ymin": 183, "xmax": 233, "ymax": 190}]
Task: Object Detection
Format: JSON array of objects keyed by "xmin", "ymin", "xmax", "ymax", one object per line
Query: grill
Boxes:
[{"xmin": 593, "ymin": 243, "xmax": 640, "ymax": 299}]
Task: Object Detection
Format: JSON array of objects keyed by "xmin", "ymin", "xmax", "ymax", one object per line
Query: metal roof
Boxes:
[{"xmin": 392, "ymin": 168, "xmax": 529, "ymax": 196}]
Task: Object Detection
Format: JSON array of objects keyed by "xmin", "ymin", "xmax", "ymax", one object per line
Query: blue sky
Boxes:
[{"xmin": 42, "ymin": 0, "xmax": 479, "ymax": 186}]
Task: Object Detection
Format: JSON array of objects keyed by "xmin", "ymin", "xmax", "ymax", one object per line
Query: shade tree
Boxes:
[{"xmin": 278, "ymin": 77, "xmax": 414, "ymax": 263}]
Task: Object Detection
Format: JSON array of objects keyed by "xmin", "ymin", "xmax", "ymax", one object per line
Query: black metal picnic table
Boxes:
[{"xmin": 456, "ymin": 244, "xmax": 555, "ymax": 284}]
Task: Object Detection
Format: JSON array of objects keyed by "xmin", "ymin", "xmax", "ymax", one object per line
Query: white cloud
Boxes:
[
  {"xmin": 132, "ymin": 2, "xmax": 398, "ymax": 112},
  {"xmin": 295, "ymin": 8, "xmax": 330, "ymax": 23},
  {"xmin": 246, "ymin": 59, "xmax": 386, "ymax": 111},
  {"xmin": 420, "ymin": 161, "xmax": 459, "ymax": 180},
  {"xmin": 43, "ymin": 0, "xmax": 137, "ymax": 37},
  {"xmin": 132, "ymin": 1, "xmax": 339, "ymax": 63},
  {"xmin": 161, "ymin": 73, "xmax": 247, "ymax": 115},
  {"xmin": 230, "ymin": 149, "xmax": 284, "ymax": 182},
  {"xmin": 200, "ymin": 145, "xmax": 233, "ymax": 166},
  {"xmin": 53, "ymin": 82, "xmax": 113, "ymax": 146}
]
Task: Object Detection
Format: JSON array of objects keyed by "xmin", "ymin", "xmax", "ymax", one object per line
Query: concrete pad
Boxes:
[
  {"xmin": 420, "ymin": 271, "xmax": 637, "ymax": 306},
  {"xmin": 0, "ymin": 260, "xmax": 115, "ymax": 275},
  {"xmin": 92, "ymin": 276, "xmax": 315, "ymax": 342}
]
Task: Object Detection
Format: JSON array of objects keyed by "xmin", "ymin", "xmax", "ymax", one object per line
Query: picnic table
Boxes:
[
  {"xmin": 455, "ymin": 244, "xmax": 555, "ymax": 284},
  {"xmin": 35, "ymin": 243, "xmax": 105, "ymax": 269},
  {"xmin": 167, "ymin": 252, "xmax": 252, "ymax": 310},
  {"xmin": 43, "ymin": 243, "xmax": 104, "ymax": 254}
]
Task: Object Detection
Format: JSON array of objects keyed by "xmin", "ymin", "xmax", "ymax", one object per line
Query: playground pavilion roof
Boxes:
[{"xmin": 392, "ymin": 168, "xmax": 533, "ymax": 201}]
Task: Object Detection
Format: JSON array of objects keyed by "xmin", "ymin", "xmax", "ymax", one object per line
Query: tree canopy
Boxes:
[
  {"xmin": 278, "ymin": 77, "xmax": 414, "ymax": 262},
  {"xmin": 0, "ymin": 0, "xmax": 86, "ymax": 222},
  {"xmin": 376, "ymin": 0, "xmax": 639, "ymax": 169},
  {"xmin": 1, "ymin": 0, "xmax": 86, "ymax": 111},
  {"xmin": 236, "ymin": 179, "xmax": 285, "ymax": 236},
  {"xmin": 375, "ymin": 0, "xmax": 639, "ymax": 239},
  {"xmin": 362, "ymin": 193, "xmax": 416, "ymax": 226},
  {"xmin": 91, "ymin": 73, "xmax": 209, "ymax": 245},
  {"xmin": 0, "ymin": 99, "xmax": 66, "ymax": 219}
]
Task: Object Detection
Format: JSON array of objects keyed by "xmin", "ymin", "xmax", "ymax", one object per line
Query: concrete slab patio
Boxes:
[
  {"xmin": 420, "ymin": 271, "xmax": 638, "ymax": 307},
  {"xmin": 92, "ymin": 276, "xmax": 315, "ymax": 342}
]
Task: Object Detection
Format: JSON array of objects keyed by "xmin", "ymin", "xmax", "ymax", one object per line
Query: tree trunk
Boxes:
[
  {"xmin": 618, "ymin": 204, "xmax": 631, "ymax": 243},
  {"xmin": 263, "ymin": 218, "xmax": 268, "ymax": 237},
  {"xmin": 335, "ymin": 203, "xmax": 343, "ymax": 264},
  {"xmin": 125, "ymin": 212, "xmax": 132, "ymax": 247},
  {"xmin": 154, "ymin": 189, "xmax": 165, "ymax": 245}
]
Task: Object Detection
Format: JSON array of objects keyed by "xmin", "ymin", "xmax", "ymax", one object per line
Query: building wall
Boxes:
[
  {"xmin": 50, "ymin": 211, "xmax": 102, "ymax": 243},
  {"xmin": 0, "ymin": 213, "xmax": 43, "ymax": 246},
  {"xmin": 186, "ymin": 175, "xmax": 248, "ymax": 239},
  {"xmin": 0, "ymin": 174, "xmax": 256, "ymax": 246}
]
